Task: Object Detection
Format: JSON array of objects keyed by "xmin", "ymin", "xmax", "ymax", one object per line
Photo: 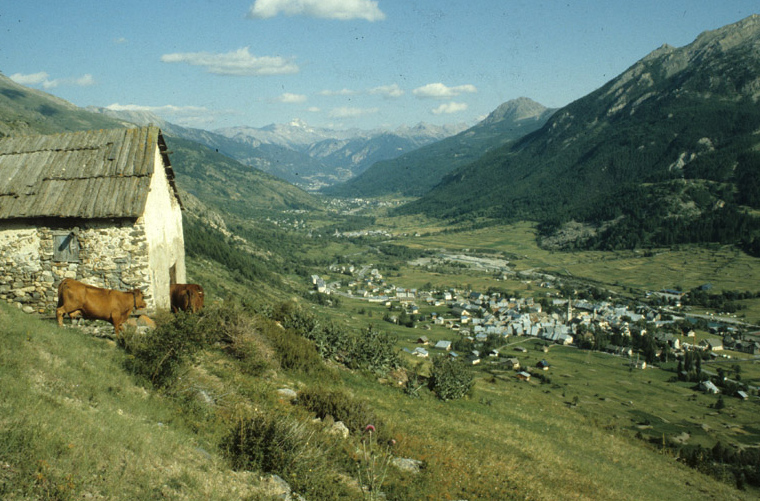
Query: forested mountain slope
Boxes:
[
  {"xmin": 324, "ymin": 97, "xmax": 554, "ymax": 198},
  {"xmin": 399, "ymin": 15, "xmax": 760, "ymax": 252}
]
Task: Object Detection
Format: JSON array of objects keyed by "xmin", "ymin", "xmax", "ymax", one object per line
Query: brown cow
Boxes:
[
  {"xmin": 56, "ymin": 278, "xmax": 146, "ymax": 334},
  {"xmin": 170, "ymin": 283, "xmax": 204, "ymax": 313}
]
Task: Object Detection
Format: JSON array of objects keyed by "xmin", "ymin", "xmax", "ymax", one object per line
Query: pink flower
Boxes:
[{"xmin": 365, "ymin": 424, "xmax": 376, "ymax": 433}]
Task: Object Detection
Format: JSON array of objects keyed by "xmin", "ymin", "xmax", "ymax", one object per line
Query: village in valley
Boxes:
[{"xmin": 311, "ymin": 255, "xmax": 760, "ymax": 396}]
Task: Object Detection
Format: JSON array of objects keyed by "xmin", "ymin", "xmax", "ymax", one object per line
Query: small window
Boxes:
[{"xmin": 54, "ymin": 233, "xmax": 79, "ymax": 262}]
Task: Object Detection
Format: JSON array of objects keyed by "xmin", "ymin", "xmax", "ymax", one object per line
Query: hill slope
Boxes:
[
  {"xmin": 3, "ymin": 300, "xmax": 756, "ymax": 501},
  {"xmin": 399, "ymin": 15, "xmax": 760, "ymax": 251},
  {"xmin": 0, "ymin": 72, "xmax": 130, "ymax": 136},
  {"xmin": 324, "ymin": 97, "xmax": 554, "ymax": 198}
]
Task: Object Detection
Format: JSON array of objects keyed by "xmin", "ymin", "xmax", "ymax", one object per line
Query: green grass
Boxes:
[
  {"xmin": 3, "ymin": 297, "xmax": 759, "ymax": 500},
  {"xmin": 505, "ymin": 341, "xmax": 760, "ymax": 450},
  {"xmin": 0, "ymin": 304, "xmax": 261, "ymax": 500}
]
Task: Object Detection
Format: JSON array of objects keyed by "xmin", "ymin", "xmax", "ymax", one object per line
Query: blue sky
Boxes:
[{"xmin": 2, "ymin": 1, "xmax": 757, "ymax": 131}]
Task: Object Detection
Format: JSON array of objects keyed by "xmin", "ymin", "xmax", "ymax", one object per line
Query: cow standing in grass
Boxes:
[
  {"xmin": 56, "ymin": 278, "xmax": 146, "ymax": 334},
  {"xmin": 170, "ymin": 284, "xmax": 204, "ymax": 313}
]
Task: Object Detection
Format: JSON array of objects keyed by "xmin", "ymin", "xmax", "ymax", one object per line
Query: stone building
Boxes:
[{"xmin": 0, "ymin": 126, "xmax": 185, "ymax": 314}]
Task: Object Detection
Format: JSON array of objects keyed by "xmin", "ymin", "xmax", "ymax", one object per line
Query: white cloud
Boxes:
[
  {"xmin": 431, "ymin": 102, "xmax": 468, "ymax": 115},
  {"xmin": 114, "ymin": 37, "xmax": 128, "ymax": 44},
  {"xmin": 318, "ymin": 88, "xmax": 357, "ymax": 96},
  {"xmin": 161, "ymin": 47, "xmax": 298, "ymax": 76},
  {"xmin": 106, "ymin": 103, "xmax": 210, "ymax": 115},
  {"xmin": 413, "ymin": 82, "xmax": 477, "ymax": 99},
  {"xmin": 369, "ymin": 83, "xmax": 404, "ymax": 98},
  {"xmin": 275, "ymin": 92, "xmax": 307, "ymax": 103},
  {"xmin": 307, "ymin": 106, "xmax": 321, "ymax": 112},
  {"xmin": 247, "ymin": 0, "xmax": 385, "ymax": 21},
  {"xmin": 9, "ymin": 72, "xmax": 50, "ymax": 86},
  {"xmin": 72, "ymin": 74, "xmax": 95, "ymax": 87},
  {"xmin": 10, "ymin": 72, "xmax": 95, "ymax": 89},
  {"xmin": 105, "ymin": 103, "xmax": 234, "ymax": 127},
  {"xmin": 329, "ymin": 106, "xmax": 379, "ymax": 118}
]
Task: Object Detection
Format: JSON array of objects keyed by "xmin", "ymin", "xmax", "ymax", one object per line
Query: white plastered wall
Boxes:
[{"xmin": 140, "ymin": 146, "xmax": 186, "ymax": 311}]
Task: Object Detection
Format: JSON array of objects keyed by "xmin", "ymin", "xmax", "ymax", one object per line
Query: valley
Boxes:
[{"xmin": 180, "ymin": 193, "xmax": 760, "ymax": 497}]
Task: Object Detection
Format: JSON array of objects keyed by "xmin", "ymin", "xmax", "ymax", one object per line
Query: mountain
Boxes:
[
  {"xmin": 399, "ymin": 15, "xmax": 760, "ymax": 253},
  {"xmin": 212, "ymin": 120, "xmax": 467, "ymax": 190},
  {"xmin": 87, "ymin": 106, "xmax": 467, "ymax": 191},
  {"xmin": 0, "ymin": 72, "xmax": 131, "ymax": 136},
  {"xmin": 322, "ymin": 97, "xmax": 555, "ymax": 198}
]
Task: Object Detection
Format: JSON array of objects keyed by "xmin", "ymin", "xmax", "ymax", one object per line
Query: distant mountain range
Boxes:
[
  {"xmin": 323, "ymin": 97, "xmax": 555, "ymax": 197},
  {"xmin": 398, "ymin": 14, "xmax": 760, "ymax": 253},
  {"xmin": 210, "ymin": 119, "xmax": 468, "ymax": 190},
  {"xmin": 88, "ymin": 107, "xmax": 467, "ymax": 191}
]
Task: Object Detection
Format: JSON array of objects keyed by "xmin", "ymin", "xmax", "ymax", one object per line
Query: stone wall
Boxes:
[{"xmin": 0, "ymin": 218, "xmax": 153, "ymax": 315}]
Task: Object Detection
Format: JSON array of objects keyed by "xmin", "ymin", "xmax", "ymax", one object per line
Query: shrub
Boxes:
[
  {"xmin": 220, "ymin": 412, "xmax": 353, "ymax": 498},
  {"xmin": 120, "ymin": 301, "xmax": 261, "ymax": 387},
  {"xmin": 346, "ymin": 327, "xmax": 401, "ymax": 376},
  {"xmin": 297, "ymin": 386, "xmax": 385, "ymax": 438},
  {"xmin": 222, "ymin": 412, "xmax": 318, "ymax": 474},
  {"xmin": 222, "ymin": 328, "xmax": 273, "ymax": 376},
  {"xmin": 267, "ymin": 302, "xmax": 399, "ymax": 376},
  {"xmin": 308, "ymin": 322, "xmax": 354, "ymax": 360},
  {"xmin": 271, "ymin": 300, "xmax": 318, "ymax": 334},
  {"xmin": 120, "ymin": 310, "xmax": 212, "ymax": 388},
  {"xmin": 428, "ymin": 357, "xmax": 474, "ymax": 401},
  {"xmin": 256, "ymin": 318, "xmax": 328, "ymax": 376}
]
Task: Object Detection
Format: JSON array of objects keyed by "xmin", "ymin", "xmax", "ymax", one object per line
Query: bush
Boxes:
[
  {"xmin": 297, "ymin": 386, "xmax": 386, "ymax": 438},
  {"xmin": 222, "ymin": 327, "xmax": 273, "ymax": 376},
  {"xmin": 346, "ymin": 326, "xmax": 401, "ymax": 376},
  {"xmin": 120, "ymin": 310, "xmax": 213, "ymax": 388},
  {"xmin": 267, "ymin": 302, "xmax": 400, "ymax": 376},
  {"xmin": 307, "ymin": 322, "xmax": 354, "ymax": 360},
  {"xmin": 428, "ymin": 357, "xmax": 474, "ymax": 401},
  {"xmin": 220, "ymin": 412, "xmax": 353, "ymax": 498},
  {"xmin": 257, "ymin": 318, "xmax": 330, "ymax": 376},
  {"xmin": 222, "ymin": 412, "xmax": 319, "ymax": 474},
  {"xmin": 120, "ymin": 301, "xmax": 267, "ymax": 387},
  {"xmin": 271, "ymin": 300, "xmax": 318, "ymax": 333}
]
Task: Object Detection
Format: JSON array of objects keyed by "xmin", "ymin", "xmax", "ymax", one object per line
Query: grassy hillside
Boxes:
[
  {"xmin": 2, "ymin": 295, "xmax": 756, "ymax": 500},
  {"xmin": 165, "ymin": 135, "xmax": 321, "ymax": 218},
  {"xmin": 0, "ymin": 73, "xmax": 126, "ymax": 136}
]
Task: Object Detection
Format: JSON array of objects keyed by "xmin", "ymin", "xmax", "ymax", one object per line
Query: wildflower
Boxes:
[{"xmin": 365, "ymin": 424, "xmax": 376, "ymax": 433}]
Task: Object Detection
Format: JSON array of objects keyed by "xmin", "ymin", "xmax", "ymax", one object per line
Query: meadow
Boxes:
[{"xmin": 2, "ymin": 299, "xmax": 756, "ymax": 500}]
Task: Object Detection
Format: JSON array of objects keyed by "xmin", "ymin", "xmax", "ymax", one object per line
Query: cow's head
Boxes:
[
  {"xmin": 132, "ymin": 289, "xmax": 148, "ymax": 310},
  {"xmin": 189, "ymin": 287, "xmax": 204, "ymax": 313}
]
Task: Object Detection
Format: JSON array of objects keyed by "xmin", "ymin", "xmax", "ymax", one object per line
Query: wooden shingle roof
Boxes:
[{"xmin": 0, "ymin": 126, "xmax": 180, "ymax": 220}]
